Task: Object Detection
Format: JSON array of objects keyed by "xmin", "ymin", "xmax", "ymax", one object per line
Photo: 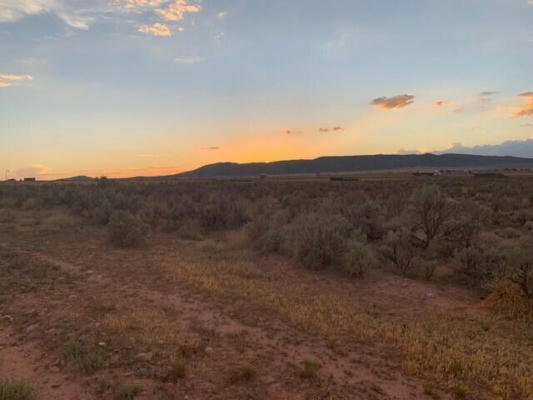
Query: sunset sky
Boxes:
[{"xmin": 1, "ymin": 0, "xmax": 533, "ymax": 179}]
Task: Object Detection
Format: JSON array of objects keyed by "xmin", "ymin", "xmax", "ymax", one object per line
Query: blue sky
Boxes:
[{"xmin": 1, "ymin": 0, "xmax": 532, "ymax": 178}]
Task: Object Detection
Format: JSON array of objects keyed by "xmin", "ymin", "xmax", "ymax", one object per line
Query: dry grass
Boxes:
[
  {"xmin": 160, "ymin": 253, "xmax": 533, "ymax": 399},
  {"xmin": 0, "ymin": 380, "xmax": 35, "ymax": 400}
]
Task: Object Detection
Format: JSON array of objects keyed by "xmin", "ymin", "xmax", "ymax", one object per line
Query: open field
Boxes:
[{"xmin": 0, "ymin": 175, "xmax": 532, "ymax": 400}]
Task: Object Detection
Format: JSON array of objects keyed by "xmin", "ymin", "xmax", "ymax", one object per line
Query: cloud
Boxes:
[
  {"xmin": 114, "ymin": 0, "xmax": 165, "ymax": 9},
  {"xmin": 174, "ymin": 56, "xmax": 206, "ymax": 64},
  {"xmin": 156, "ymin": 0, "xmax": 200, "ymax": 21},
  {"xmin": 370, "ymin": 94, "xmax": 415, "ymax": 110},
  {"xmin": 437, "ymin": 139, "xmax": 533, "ymax": 158},
  {"xmin": 138, "ymin": 22, "xmax": 172, "ymax": 36},
  {"xmin": 0, "ymin": 0, "xmax": 93, "ymax": 29},
  {"xmin": 287, "ymin": 126, "xmax": 345, "ymax": 135},
  {"xmin": 433, "ymin": 100, "xmax": 450, "ymax": 108},
  {"xmin": 480, "ymin": 91, "xmax": 498, "ymax": 96},
  {"xmin": 205, "ymin": 146, "xmax": 220, "ymax": 150},
  {"xmin": 14, "ymin": 164, "xmax": 52, "ymax": 178},
  {"xmin": 511, "ymin": 92, "xmax": 533, "ymax": 118},
  {"xmin": 0, "ymin": 73, "xmax": 33, "ymax": 88},
  {"xmin": 217, "ymin": 11, "xmax": 228, "ymax": 19}
]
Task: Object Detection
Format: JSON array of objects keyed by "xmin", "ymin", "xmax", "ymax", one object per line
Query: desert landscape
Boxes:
[
  {"xmin": 1, "ymin": 173, "xmax": 532, "ymax": 400},
  {"xmin": 2, "ymin": 1, "xmax": 533, "ymax": 399}
]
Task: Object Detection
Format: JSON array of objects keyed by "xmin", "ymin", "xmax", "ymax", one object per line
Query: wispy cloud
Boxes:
[
  {"xmin": 480, "ymin": 91, "xmax": 498, "ymax": 96},
  {"xmin": 511, "ymin": 92, "xmax": 533, "ymax": 118},
  {"xmin": 138, "ymin": 22, "xmax": 172, "ymax": 36},
  {"xmin": 286, "ymin": 126, "xmax": 345, "ymax": 135},
  {"xmin": 205, "ymin": 146, "xmax": 220, "ymax": 150},
  {"xmin": 433, "ymin": 100, "xmax": 450, "ymax": 108},
  {"xmin": 0, "ymin": 0, "xmax": 93, "ymax": 29},
  {"xmin": 174, "ymin": 56, "xmax": 206, "ymax": 64},
  {"xmin": 14, "ymin": 164, "xmax": 52, "ymax": 178},
  {"xmin": 436, "ymin": 138, "xmax": 533, "ymax": 158},
  {"xmin": 114, "ymin": 0, "xmax": 165, "ymax": 10},
  {"xmin": 0, "ymin": 73, "xmax": 33, "ymax": 88},
  {"xmin": 156, "ymin": 0, "xmax": 200, "ymax": 21},
  {"xmin": 370, "ymin": 94, "xmax": 414, "ymax": 110},
  {"xmin": 217, "ymin": 11, "xmax": 228, "ymax": 19}
]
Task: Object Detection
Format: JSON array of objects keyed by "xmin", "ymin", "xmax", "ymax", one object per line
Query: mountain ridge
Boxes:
[{"xmin": 160, "ymin": 153, "xmax": 533, "ymax": 179}]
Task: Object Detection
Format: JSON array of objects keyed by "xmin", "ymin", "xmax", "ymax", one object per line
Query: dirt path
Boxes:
[{"xmin": 0, "ymin": 243, "xmax": 454, "ymax": 399}]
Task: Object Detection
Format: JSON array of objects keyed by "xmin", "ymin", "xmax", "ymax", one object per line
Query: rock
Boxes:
[
  {"xmin": 426, "ymin": 293, "xmax": 435, "ymax": 298},
  {"xmin": 205, "ymin": 346, "xmax": 214, "ymax": 354},
  {"xmin": 26, "ymin": 324, "xmax": 38, "ymax": 333},
  {"xmin": 50, "ymin": 366, "xmax": 60, "ymax": 373},
  {"xmin": 135, "ymin": 352, "xmax": 153, "ymax": 362},
  {"xmin": 98, "ymin": 342, "xmax": 106, "ymax": 347}
]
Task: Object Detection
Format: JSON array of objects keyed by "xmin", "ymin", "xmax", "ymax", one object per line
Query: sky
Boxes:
[{"xmin": 1, "ymin": 0, "xmax": 533, "ymax": 179}]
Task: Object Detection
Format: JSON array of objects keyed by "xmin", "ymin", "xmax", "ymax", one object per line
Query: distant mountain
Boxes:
[
  {"xmin": 57, "ymin": 175, "xmax": 95, "ymax": 182},
  {"xmin": 158, "ymin": 153, "xmax": 533, "ymax": 179}
]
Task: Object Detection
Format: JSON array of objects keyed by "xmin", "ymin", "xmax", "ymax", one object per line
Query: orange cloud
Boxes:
[
  {"xmin": 114, "ymin": 0, "xmax": 164, "ymax": 9},
  {"xmin": 370, "ymin": 94, "xmax": 414, "ymax": 110},
  {"xmin": 138, "ymin": 23, "xmax": 172, "ymax": 36},
  {"xmin": 156, "ymin": 0, "xmax": 200, "ymax": 21},
  {"xmin": 433, "ymin": 100, "xmax": 450, "ymax": 108},
  {"xmin": 0, "ymin": 73, "xmax": 33, "ymax": 88},
  {"xmin": 511, "ymin": 92, "xmax": 533, "ymax": 118}
]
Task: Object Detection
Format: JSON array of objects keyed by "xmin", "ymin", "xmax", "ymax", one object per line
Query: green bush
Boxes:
[
  {"xmin": 107, "ymin": 210, "xmax": 148, "ymax": 248},
  {"xmin": 342, "ymin": 240, "xmax": 376, "ymax": 278},
  {"xmin": 291, "ymin": 214, "xmax": 350, "ymax": 270}
]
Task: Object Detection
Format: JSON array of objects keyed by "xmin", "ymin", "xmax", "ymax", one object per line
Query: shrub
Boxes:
[
  {"xmin": 414, "ymin": 257, "xmax": 438, "ymax": 281},
  {"xmin": 342, "ymin": 200, "xmax": 384, "ymax": 241},
  {"xmin": 410, "ymin": 184, "xmax": 448, "ymax": 248},
  {"xmin": 453, "ymin": 246, "xmax": 506, "ymax": 288},
  {"xmin": 380, "ymin": 229, "xmax": 418, "ymax": 275},
  {"xmin": 107, "ymin": 211, "xmax": 148, "ymax": 248},
  {"xmin": 487, "ymin": 279, "xmax": 533, "ymax": 320},
  {"xmin": 442, "ymin": 216, "xmax": 480, "ymax": 250},
  {"xmin": 63, "ymin": 338, "xmax": 105, "ymax": 373},
  {"xmin": 508, "ymin": 259, "xmax": 533, "ymax": 299},
  {"xmin": 291, "ymin": 214, "xmax": 350, "ymax": 270},
  {"xmin": 342, "ymin": 240, "xmax": 376, "ymax": 278}
]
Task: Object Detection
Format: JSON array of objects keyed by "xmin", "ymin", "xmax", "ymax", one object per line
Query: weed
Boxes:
[{"xmin": 0, "ymin": 380, "xmax": 35, "ymax": 400}]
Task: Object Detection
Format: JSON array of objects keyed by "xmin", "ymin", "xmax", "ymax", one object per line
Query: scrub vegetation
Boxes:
[{"xmin": 0, "ymin": 173, "xmax": 531, "ymax": 399}]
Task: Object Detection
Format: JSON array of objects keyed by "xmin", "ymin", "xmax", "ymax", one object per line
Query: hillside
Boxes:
[{"xmin": 164, "ymin": 153, "xmax": 533, "ymax": 179}]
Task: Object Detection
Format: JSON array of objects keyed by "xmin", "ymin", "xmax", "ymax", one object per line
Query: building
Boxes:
[{"xmin": 23, "ymin": 177, "xmax": 36, "ymax": 182}]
